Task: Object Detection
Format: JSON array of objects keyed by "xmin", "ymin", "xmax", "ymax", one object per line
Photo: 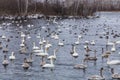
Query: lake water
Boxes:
[{"xmin": 0, "ymin": 12, "xmax": 120, "ymax": 80}]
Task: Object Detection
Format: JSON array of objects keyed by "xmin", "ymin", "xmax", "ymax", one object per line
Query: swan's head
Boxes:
[
  {"xmin": 24, "ymin": 58, "xmax": 27, "ymax": 63},
  {"xmin": 111, "ymin": 68, "xmax": 114, "ymax": 74},
  {"xmin": 100, "ymin": 67, "xmax": 104, "ymax": 71}
]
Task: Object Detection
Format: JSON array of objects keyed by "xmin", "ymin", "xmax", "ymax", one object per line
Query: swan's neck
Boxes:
[
  {"xmin": 45, "ymin": 48, "xmax": 48, "ymax": 53},
  {"xmin": 54, "ymin": 50, "xmax": 56, "ymax": 56},
  {"xmin": 12, "ymin": 52, "xmax": 14, "ymax": 56},
  {"xmin": 4, "ymin": 56, "xmax": 7, "ymax": 60},
  {"xmin": 77, "ymin": 37, "xmax": 80, "ymax": 42},
  {"xmin": 24, "ymin": 59, "xmax": 27, "ymax": 63},
  {"xmin": 30, "ymin": 54, "xmax": 32, "ymax": 59},
  {"xmin": 40, "ymin": 45, "xmax": 43, "ymax": 50},
  {"xmin": 33, "ymin": 42, "xmax": 35, "ymax": 47},
  {"xmin": 50, "ymin": 58, "xmax": 53, "ymax": 65},
  {"xmin": 73, "ymin": 46, "xmax": 76, "ymax": 52},
  {"xmin": 100, "ymin": 69, "xmax": 103, "ymax": 77},
  {"xmin": 40, "ymin": 38, "xmax": 42, "ymax": 42},
  {"xmin": 113, "ymin": 43, "xmax": 115, "ymax": 48}
]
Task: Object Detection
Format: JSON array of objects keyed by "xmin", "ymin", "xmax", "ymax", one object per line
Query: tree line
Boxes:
[{"xmin": 0, "ymin": 0, "xmax": 120, "ymax": 17}]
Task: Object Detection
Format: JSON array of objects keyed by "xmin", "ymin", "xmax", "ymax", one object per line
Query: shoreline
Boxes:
[{"xmin": 1, "ymin": 11, "xmax": 120, "ymax": 20}]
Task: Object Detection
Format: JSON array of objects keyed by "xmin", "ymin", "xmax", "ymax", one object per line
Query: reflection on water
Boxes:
[{"xmin": 0, "ymin": 12, "xmax": 120, "ymax": 80}]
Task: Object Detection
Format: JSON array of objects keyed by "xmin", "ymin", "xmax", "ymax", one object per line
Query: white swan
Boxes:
[
  {"xmin": 20, "ymin": 40, "xmax": 25, "ymax": 47},
  {"xmin": 35, "ymin": 45, "xmax": 44, "ymax": 56},
  {"xmin": 27, "ymin": 34, "xmax": 31, "ymax": 39},
  {"xmin": 91, "ymin": 40, "xmax": 95, "ymax": 45},
  {"xmin": 72, "ymin": 46, "xmax": 78, "ymax": 58},
  {"xmin": 48, "ymin": 49, "xmax": 58, "ymax": 60},
  {"xmin": 85, "ymin": 40, "xmax": 89, "ymax": 44},
  {"xmin": 75, "ymin": 36, "xmax": 81, "ymax": 45},
  {"xmin": 54, "ymin": 34, "xmax": 59, "ymax": 40},
  {"xmin": 42, "ymin": 58, "xmax": 54, "ymax": 70},
  {"xmin": 21, "ymin": 32, "xmax": 26, "ymax": 38},
  {"xmin": 116, "ymin": 40, "xmax": 120, "ymax": 44},
  {"xmin": 9, "ymin": 52, "xmax": 15, "ymax": 60},
  {"xmin": 51, "ymin": 34, "xmax": 59, "ymax": 40},
  {"xmin": 111, "ymin": 43, "xmax": 116, "ymax": 52},
  {"xmin": 53, "ymin": 18, "xmax": 58, "ymax": 24},
  {"xmin": 107, "ymin": 57, "xmax": 120, "ymax": 65},
  {"xmin": 45, "ymin": 40, "xmax": 52, "ymax": 49},
  {"xmin": 39, "ymin": 38, "xmax": 43, "ymax": 45},
  {"xmin": 36, "ymin": 33, "xmax": 41, "ymax": 39},
  {"xmin": 39, "ymin": 48, "xmax": 48, "ymax": 57},
  {"xmin": 33, "ymin": 42, "xmax": 39, "ymax": 51},
  {"xmin": 58, "ymin": 39, "xmax": 64, "ymax": 46},
  {"xmin": 1, "ymin": 34, "xmax": 6, "ymax": 39},
  {"xmin": 42, "ymin": 37, "xmax": 46, "ymax": 43}
]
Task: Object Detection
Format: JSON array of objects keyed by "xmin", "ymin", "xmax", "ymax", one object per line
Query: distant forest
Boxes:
[{"xmin": 0, "ymin": 0, "xmax": 120, "ymax": 17}]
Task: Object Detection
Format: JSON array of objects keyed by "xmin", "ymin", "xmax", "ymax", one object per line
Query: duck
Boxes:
[
  {"xmin": 72, "ymin": 46, "xmax": 79, "ymax": 58},
  {"xmin": 42, "ymin": 58, "xmax": 54, "ymax": 71},
  {"xmin": 58, "ymin": 39, "xmax": 64, "ymax": 46},
  {"xmin": 2, "ymin": 55, "xmax": 9, "ymax": 68},
  {"xmin": 22, "ymin": 58, "xmax": 30, "ymax": 70},
  {"xmin": 9, "ymin": 52, "xmax": 15, "ymax": 61},
  {"xmin": 111, "ymin": 68, "xmax": 120, "ymax": 79},
  {"xmin": 88, "ymin": 67, "xmax": 105, "ymax": 80}
]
